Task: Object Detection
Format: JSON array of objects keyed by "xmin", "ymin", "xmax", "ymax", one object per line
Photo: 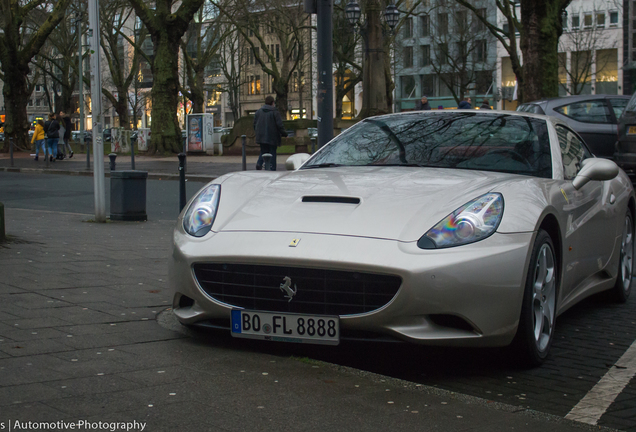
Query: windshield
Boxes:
[{"xmin": 303, "ymin": 112, "xmax": 552, "ymax": 178}]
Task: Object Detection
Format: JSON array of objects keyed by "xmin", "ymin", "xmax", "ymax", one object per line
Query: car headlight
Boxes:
[
  {"xmin": 183, "ymin": 184, "xmax": 221, "ymax": 237},
  {"xmin": 418, "ymin": 193, "xmax": 504, "ymax": 249}
]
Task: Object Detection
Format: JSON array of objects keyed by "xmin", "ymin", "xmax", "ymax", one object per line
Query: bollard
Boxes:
[
  {"xmin": 109, "ymin": 153, "xmax": 117, "ymax": 171},
  {"xmin": 263, "ymin": 153, "xmax": 272, "ymax": 171},
  {"xmin": 131, "ymin": 135, "xmax": 136, "ymax": 170},
  {"xmin": 86, "ymin": 135, "xmax": 90, "ymax": 170},
  {"xmin": 241, "ymin": 135, "xmax": 246, "ymax": 171},
  {"xmin": 9, "ymin": 138, "xmax": 14, "ymax": 167},
  {"xmin": 311, "ymin": 137, "xmax": 316, "ymax": 154},
  {"xmin": 178, "ymin": 153, "xmax": 187, "ymax": 212}
]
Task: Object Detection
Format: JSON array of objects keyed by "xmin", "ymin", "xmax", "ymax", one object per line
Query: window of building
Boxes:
[
  {"xmin": 401, "ymin": 75, "xmax": 416, "ymax": 99},
  {"xmin": 583, "ymin": 13, "xmax": 593, "ymax": 28},
  {"xmin": 596, "ymin": 12, "xmax": 605, "ymax": 28},
  {"xmin": 572, "ymin": 14, "xmax": 580, "ymax": 29},
  {"xmin": 35, "ymin": 99, "xmax": 41, "ymax": 107},
  {"xmin": 455, "ymin": 41, "xmax": 467, "ymax": 60},
  {"xmin": 438, "ymin": 13, "xmax": 448, "ymax": 35},
  {"xmin": 421, "ymin": 45, "xmax": 430, "ymax": 67},
  {"xmin": 35, "ymin": 85, "xmax": 42, "ymax": 92},
  {"xmin": 562, "ymin": 13, "xmax": 568, "ymax": 30},
  {"xmin": 609, "ymin": 11, "xmax": 618, "ymax": 26},
  {"xmin": 421, "ymin": 74, "xmax": 435, "ymax": 97},
  {"xmin": 28, "ymin": 99, "xmax": 33, "ymax": 107},
  {"xmin": 456, "ymin": 10, "xmax": 467, "ymax": 31},
  {"xmin": 437, "ymin": 43, "xmax": 448, "ymax": 64},
  {"xmin": 420, "ymin": 15, "xmax": 430, "ymax": 37},
  {"xmin": 248, "ymin": 75, "xmax": 261, "ymax": 95},
  {"xmin": 475, "ymin": 40, "xmax": 487, "ymax": 63},
  {"xmin": 473, "ymin": 8, "xmax": 487, "ymax": 32},
  {"xmin": 596, "ymin": 49, "xmax": 618, "ymax": 95},
  {"xmin": 404, "ymin": 46, "xmax": 413, "ymax": 68},
  {"xmin": 403, "ymin": 17, "xmax": 413, "ymax": 38},
  {"xmin": 276, "ymin": 44, "xmax": 280, "ymax": 62}
]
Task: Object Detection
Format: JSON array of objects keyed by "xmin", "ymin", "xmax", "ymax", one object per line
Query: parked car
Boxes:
[
  {"xmin": 170, "ymin": 110, "xmax": 635, "ymax": 366},
  {"xmin": 615, "ymin": 93, "xmax": 636, "ymax": 175},
  {"xmin": 516, "ymin": 94, "xmax": 630, "ymax": 158}
]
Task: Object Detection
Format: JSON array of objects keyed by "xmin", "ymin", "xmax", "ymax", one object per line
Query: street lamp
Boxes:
[
  {"xmin": 345, "ymin": 0, "xmax": 361, "ymax": 26},
  {"xmin": 384, "ymin": 3, "xmax": 399, "ymax": 30}
]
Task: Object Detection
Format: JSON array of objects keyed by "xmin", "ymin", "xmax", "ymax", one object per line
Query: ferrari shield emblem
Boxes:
[{"xmin": 289, "ymin": 238, "xmax": 300, "ymax": 247}]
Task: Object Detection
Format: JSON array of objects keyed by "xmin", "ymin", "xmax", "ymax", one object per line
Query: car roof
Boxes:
[{"xmin": 521, "ymin": 94, "xmax": 630, "ymax": 107}]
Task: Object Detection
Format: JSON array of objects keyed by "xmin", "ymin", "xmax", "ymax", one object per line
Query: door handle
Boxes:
[{"xmin": 610, "ymin": 194, "xmax": 616, "ymax": 205}]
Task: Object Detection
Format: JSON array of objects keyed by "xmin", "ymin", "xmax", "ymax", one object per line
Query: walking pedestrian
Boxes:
[
  {"xmin": 44, "ymin": 113, "xmax": 60, "ymax": 162},
  {"xmin": 458, "ymin": 97, "xmax": 472, "ymax": 109},
  {"xmin": 418, "ymin": 96, "xmax": 431, "ymax": 111},
  {"xmin": 31, "ymin": 119, "xmax": 46, "ymax": 161},
  {"xmin": 59, "ymin": 111, "xmax": 74, "ymax": 158},
  {"xmin": 480, "ymin": 99, "xmax": 491, "ymax": 110},
  {"xmin": 254, "ymin": 95, "xmax": 288, "ymax": 171}
]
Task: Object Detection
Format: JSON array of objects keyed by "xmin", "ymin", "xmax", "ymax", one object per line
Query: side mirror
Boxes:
[
  {"xmin": 572, "ymin": 158, "xmax": 619, "ymax": 190},
  {"xmin": 286, "ymin": 153, "xmax": 310, "ymax": 170}
]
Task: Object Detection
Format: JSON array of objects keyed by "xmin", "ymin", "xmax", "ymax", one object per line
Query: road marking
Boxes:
[{"xmin": 566, "ymin": 339, "xmax": 636, "ymax": 425}]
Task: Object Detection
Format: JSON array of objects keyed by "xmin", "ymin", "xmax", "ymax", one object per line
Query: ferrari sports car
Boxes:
[{"xmin": 170, "ymin": 110, "xmax": 635, "ymax": 366}]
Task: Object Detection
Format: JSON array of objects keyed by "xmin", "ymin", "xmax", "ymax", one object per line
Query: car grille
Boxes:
[{"xmin": 193, "ymin": 263, "xmax": 402, "ymax": 316}]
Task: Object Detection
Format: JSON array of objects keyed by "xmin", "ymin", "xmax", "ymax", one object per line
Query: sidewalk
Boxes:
[
  {"xmin": 0, "ymin": 207, "xmax": 619, "ymax": 432},
  {"xmin": 0, "ymin": 151, "xmax": 262, "ymax": 182}
]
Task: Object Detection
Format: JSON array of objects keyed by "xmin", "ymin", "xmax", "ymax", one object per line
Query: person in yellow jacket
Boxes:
[{"xmin": 31, "ymin": 119, "xmax": 46, "ymax": 161}]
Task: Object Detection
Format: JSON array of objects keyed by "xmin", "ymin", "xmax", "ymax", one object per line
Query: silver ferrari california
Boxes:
[{"xmin": 170, "ymin": 110, "xmax": 635, "ymax": 366}]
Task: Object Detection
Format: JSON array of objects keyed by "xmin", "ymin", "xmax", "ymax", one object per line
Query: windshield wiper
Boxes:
[{"xmin": 302, "ymin": 162, "xmax": 343, "ymax": 169}]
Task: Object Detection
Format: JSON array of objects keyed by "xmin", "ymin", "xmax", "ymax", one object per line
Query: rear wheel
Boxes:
[
  {"xmin": 513, "ymin": 230, "xmax": 557, "ymax": 367},
  {"xmin": 612, "ymin": 212, "xmax": 634, "ymax": 303}
]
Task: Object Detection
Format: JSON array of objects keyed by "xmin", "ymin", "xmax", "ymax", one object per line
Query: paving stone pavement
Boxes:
[{"xmin": 0, "ymin": 207, "xmax": 624, "ymax": 432}]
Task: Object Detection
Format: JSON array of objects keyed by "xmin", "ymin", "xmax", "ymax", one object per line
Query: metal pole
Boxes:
[
  {"xmin": 9, "ymin": 138, "xmax": 13, "ymax": 167},
  {"xmin": 77, "ymin": 10, "xmax": 88, "ymax": 170},
  {"xmin": 89, "ymin": 0, "xmax": 106, "ymax": 222},
  {"xmin": 178, "ymin": 153, "xmax": 186, "ymax": 212},
  {"xmin": 241, "ymin": 135, "xmax": 246, "ymax": 171},
  {"xmin": 311, "ymin": 137, "xmax": 316, "ymax": 153},
  {"xmin": 316, "ymin": 0, "xmax": 333, "ymax": 148},
  {"xmin": 130, "ymin": 133, "xmax": 135, "ymax": 170}
]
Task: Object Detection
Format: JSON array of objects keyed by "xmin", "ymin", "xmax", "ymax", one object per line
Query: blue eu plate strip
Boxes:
[{"xmin": 231, "ymin": 310, "xmax": 241, "ymax": 333}]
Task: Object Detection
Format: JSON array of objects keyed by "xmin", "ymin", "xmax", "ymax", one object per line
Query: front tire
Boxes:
[
  {"xmin": 612, "ymin": 211, "xmax": 634, "ymax": 303},
  {"xmin": 513, "ymin": 230, "xmax": 558, "ymax": 367}
]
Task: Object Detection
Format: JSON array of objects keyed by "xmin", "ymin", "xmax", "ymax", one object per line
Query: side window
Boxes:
[
  {"xmin": 554, "ymin": 100, "xmax": 612, "ymax": 124},
  {"xmin": 609, "ymin": 98, "xmax": 629, "ymax": 120},
  {"xmin": 555, "ymin": 125, "xmax": 589, "ymax": 180}
]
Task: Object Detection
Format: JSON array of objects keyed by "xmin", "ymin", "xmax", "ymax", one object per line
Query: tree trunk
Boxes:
[
  {"xmin": 520, "ymin": 1, "xmax": 564, "ymax": 102},
  {"xmin": 149, "ymin": 34, "xmax": 183, "ymax": 154},
  {"xmin": 190, "ymin": 69, "xmax": 206, "ymax": 113},
  {"xmin": 116, "ymin": 97, "xmax": 130, "ymax": 130},
  {"xmin": 1, "ymin": 63, "xmax": 31, "ymax": 151},
  {"xmin": 359, "ymin": 0, "xmax": 389, "ymax": 118}
]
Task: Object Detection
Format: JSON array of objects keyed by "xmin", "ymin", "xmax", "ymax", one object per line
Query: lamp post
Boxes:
[{"xmin": 345, "ymin": 0, "xmax": 399, "ymax": 117}]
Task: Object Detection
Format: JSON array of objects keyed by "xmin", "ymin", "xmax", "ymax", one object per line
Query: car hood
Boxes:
[{"xmin": 211, "ymin": 167, "xmax": 525, "ymax": 242}]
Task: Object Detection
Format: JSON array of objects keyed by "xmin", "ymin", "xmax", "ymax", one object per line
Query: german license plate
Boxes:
[
  {"xmin": 628, "ymin": 126, "xmax": 636, "ymax": 135},
  {"xmin": 231, "ymin": 310, "xmax": 339, "ymax": 345}
]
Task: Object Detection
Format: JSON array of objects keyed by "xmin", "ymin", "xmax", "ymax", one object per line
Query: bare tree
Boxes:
[
  {"xmin": 558, "ymin": 7, "xmax": 618, "ymax": 95},
  {"xmin": 216, "ymin": 0, "xmax": 311, "ymax": 117},
  {"xmin": 217, "ymin": 26, "xmax": 249, "ymax": 121},
  {"xmin": 425, "ymin": 1, "xmax": 495, "ymax": 103},
  {"xmin": 0, "ymin": 0, "xmax": 73, "ymax": 150}
]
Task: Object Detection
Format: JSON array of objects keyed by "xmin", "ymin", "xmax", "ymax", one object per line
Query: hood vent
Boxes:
[{"xmin": 302, "ymin": 196, "xmax": 361, "ymax": 204}]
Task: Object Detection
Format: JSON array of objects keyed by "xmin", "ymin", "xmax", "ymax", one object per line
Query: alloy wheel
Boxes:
[{"xmin": 532, "ymin": 243, "xmax": 556, "ymax": 352}]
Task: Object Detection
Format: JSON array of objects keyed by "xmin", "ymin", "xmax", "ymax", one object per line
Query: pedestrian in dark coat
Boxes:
[
  {"xmin": 419, "ymin": 96, "xmax": 431, "ymax": 111},
  {"xmin": 480, "ymin": 100, "xmax": 492, "ymax": 110},
  {"xmin": 59, "ymin": 111, "xmax": 74, "ymax": 158},
  {"xmin": 254, "ymin": 95, "xmax": 288, "ymax": 171},
  {"xmin": 44, "ymin": 112, "xmax": 60, "ymax": 162},
  {"xmin": 458, "ymin": 97, "xmax": 472, "ymax": 109}
]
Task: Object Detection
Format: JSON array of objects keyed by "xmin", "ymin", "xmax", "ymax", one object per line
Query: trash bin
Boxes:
[{"xmin": 110, "ymin": 170, "xmax": 148, "ymax": 221}]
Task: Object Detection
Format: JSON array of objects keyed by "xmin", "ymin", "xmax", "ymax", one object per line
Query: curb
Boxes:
[{"xmin": 0, "ymin": 166, "xmax": 215, "ymax": 182}]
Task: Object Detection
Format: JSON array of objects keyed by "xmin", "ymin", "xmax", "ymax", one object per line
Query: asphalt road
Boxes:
[
  {"xmin": 3, "ymin": 171, "xmax": 636, "ymax": 431},
  {"xmin": 0, "ymin": 172, "xmax": 208, "ymax": 220}
]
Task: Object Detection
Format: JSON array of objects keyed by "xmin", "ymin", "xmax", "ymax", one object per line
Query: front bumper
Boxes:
[{"xmin": 169, "ymin": 229, "xmax": 535, "ymax": 347}]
